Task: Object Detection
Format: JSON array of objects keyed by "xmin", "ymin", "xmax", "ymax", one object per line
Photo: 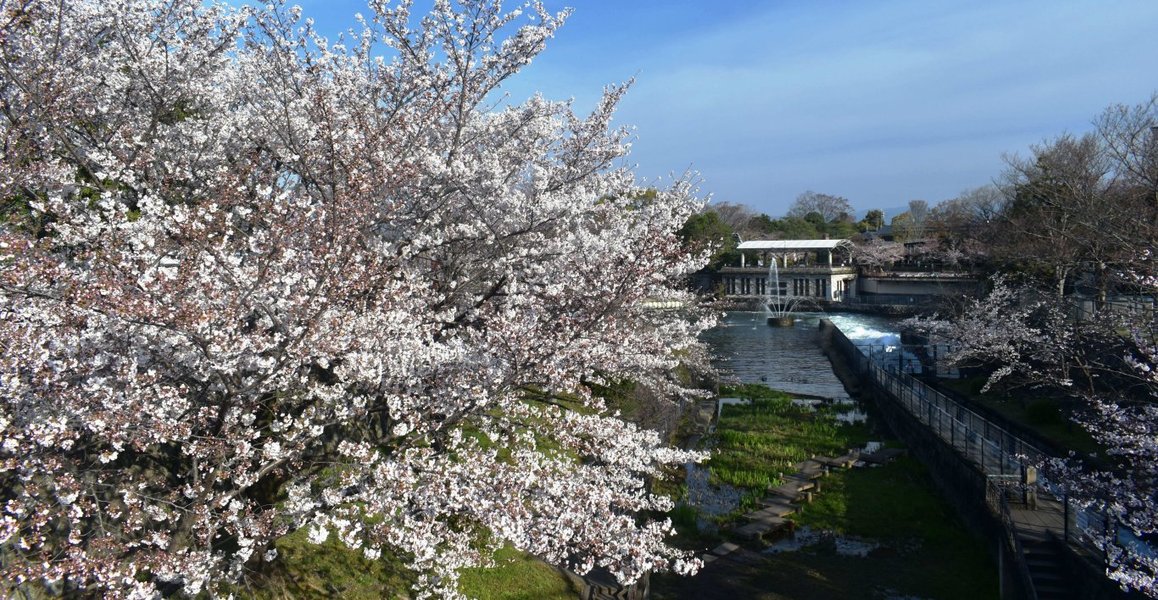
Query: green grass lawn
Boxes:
[
  {"xmin": 458, "ymin": 546, "xmax": 577, "ymax": 600},
  {"xmin": 232, "ymin": 529, "xmax": 574, "ymax": 600},
  {"xmin": 230, "ymin": 527, "xmax": 414, "ymax": 599}
]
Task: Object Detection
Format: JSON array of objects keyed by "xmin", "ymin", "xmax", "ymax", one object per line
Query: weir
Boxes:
[{"xmin": 818, "ymin": 318, "xmax": 1133, "ymax": 600}]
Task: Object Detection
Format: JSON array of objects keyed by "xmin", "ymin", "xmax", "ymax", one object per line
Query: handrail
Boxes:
[
  {"xmin": 821, "ymin": 319, "xmax": 1115, "ymax": 570},
  {"xmin": 988, "ymin": 477, "xmax": 1039, "ymax": 600}
]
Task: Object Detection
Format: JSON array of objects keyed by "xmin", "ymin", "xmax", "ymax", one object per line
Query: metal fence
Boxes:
[{"xmin": 825, "ymin": 322, "xmax": 1116, "ymax": 564}]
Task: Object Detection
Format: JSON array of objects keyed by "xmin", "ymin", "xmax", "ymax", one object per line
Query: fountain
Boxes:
[{"xmin": 765, "ymin": 256, "xmax": 799, "ymax": 327}]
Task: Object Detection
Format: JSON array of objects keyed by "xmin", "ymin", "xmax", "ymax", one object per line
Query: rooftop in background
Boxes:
[{"xmin": 737, "ymin": 239, "xmax": 852, "ymax": 251}]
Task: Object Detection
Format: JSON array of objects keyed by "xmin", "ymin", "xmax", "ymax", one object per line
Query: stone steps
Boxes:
[{"xmin": 725, "ymin": 447, "xmax": 868, "ymax": 543}]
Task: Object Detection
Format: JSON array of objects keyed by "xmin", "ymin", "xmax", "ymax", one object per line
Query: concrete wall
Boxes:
[{"xmin": 857, "ymin": 276, "xmax": 981, "ymax": 297}]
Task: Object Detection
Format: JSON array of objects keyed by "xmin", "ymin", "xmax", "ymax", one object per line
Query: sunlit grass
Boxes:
[
  {"xmin": 231, "ymin": 526, "xmax": 413, "ymax": 599},
  {"xmin": 708, "ymin": 384, "xmax": 869, "ymax": 498},
  {"xmin": 233, "ymin": 531, "xmax": 575, "ymax": 600},
  {"xmin": 459, "ymin": 546, "xmax": 576, "ymax": 600}
]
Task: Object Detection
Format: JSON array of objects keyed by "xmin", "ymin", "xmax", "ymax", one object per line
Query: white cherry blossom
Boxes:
[{"xmin": 0, "ymin": 0, "xmax": 711, "ymax": 597}]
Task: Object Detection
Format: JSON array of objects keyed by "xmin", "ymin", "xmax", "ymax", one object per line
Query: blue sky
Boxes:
[{"xmin": 295, "ymin": 0, "xmax": 1158, "ymax": 217}]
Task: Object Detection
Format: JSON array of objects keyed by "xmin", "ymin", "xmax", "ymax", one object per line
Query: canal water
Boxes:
[
  {"xmin": 700, "ymin": 310, "xmax": 901, "ymax": 392},
  {"xmin": 654, "ymin": 310, "xmax": 998, "ymax": 600},
  {"xmin": 684, "ymin": 310, "xmax": 902, "ymax": 522}
]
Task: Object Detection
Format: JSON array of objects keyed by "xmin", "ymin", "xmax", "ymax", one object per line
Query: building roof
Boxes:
[{"xmin": 736, "ymin": 239, "xmax": 851, "ymax": 251}]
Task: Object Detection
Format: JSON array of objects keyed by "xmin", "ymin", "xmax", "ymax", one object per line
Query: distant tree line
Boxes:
[
  {"xmin": 678, "ymin": 192, "xmax": 867, "ymax": 269},
  {"xmin": 680, "ymin": 93, "xmax": 1158, "ymax": 596},
  {"xmin": 683, "ymin": 90, "xmax": 1157, "ymax": 289}
]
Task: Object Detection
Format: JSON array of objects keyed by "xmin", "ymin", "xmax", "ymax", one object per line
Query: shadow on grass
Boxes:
[{"xmin": 653, "ymin": 457, "xmax": 998, "ymax": 600}]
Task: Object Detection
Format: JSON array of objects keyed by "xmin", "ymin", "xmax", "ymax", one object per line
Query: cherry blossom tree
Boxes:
[
  {"xmin": 908, "ymin": 273, "xmax": 1157, "ymax": 596},
  {"xmin": 904, "ymin": 276, "xmax": 1077, "ymax": 391},
  {"xmin": 1052, "ymin": 262, "xmax": 1158, "ymax": 597},
  {"xmin": 850, "ymin": 237, "xmax": 904, "ymax": 273},
  {"xmin": 0, "ymin": 0, "xmax": 712, "ymax": 597}
]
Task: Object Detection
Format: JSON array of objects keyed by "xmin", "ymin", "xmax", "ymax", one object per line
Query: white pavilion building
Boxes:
[{"xmin": 719, "ymin": 239, "xmax": 857, "ymax": 302}]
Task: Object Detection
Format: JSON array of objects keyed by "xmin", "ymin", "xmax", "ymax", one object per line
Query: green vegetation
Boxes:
[
  {"xmin": 233, "ymin": 531, "xmax": 574, "ymax": 600},
  {"xmin": 678, "ymin": 210, "xmax": 739, "ymax": 269},
  {"xmin": 799, "ymin": 455, "xmax": 969, "ymax": 540},
  {"xmin": 941, "ymin": 377, "xmax": 1102, "ymax": 457},
  {"xmin": 232, "ymin": 527, "xmax": 413, "ymax": 599},
  {"xmin": 459, "ymin": 546, "xmax": 577, "ymax": 600},
  {"xmin": 708, "ymin": 384, "xmax": 869, "ymax": 495},
  {"xmin": 790, "ymin": 457, "xmax": 997, "ymax": 599},
  {"xmin": 654, "ymin": 384, "xmax": 998, "ymax": 600}
]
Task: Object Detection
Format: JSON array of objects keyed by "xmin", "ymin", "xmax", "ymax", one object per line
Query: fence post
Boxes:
[
  {"xmin": 999, "ymin": 434, "xmax": 1005, "ymax": 475},
  {"xmin": 1063, "ymin": 492, "xmax": 1070, "ymax": 544}
]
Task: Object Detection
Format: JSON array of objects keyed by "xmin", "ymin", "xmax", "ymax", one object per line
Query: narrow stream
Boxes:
[
  {"xmin": 691, "ymin": 310, "xmax": 903, "ymax": 539},
  {"xmin": 655, "ymin": 311, "xmax": 992, "ymax": 600}
]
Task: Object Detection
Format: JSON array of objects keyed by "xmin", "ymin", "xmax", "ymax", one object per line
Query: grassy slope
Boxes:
[
  {"xmin": 234, "ymin": 530, "xmax": 574, "ymax": 599},
  {"xmin": 458, "ymin": 546, "xmax": 577, "ymax": 600}
]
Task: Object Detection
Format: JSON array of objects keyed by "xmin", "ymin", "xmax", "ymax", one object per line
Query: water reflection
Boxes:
[
  {"xmin": 763, "ymin": 526, "xmax": 882, "ymax": 557},
  {"xmin": 700, "ymin": 312, "xmax": 848, "ymax": 399},
  {"xmin": 700, "ymin": 311, "xmax": 904, "ymax": 395},
  {"xmin": 683, "ymin": 462, "xmax": 744, "ymax": 526}
]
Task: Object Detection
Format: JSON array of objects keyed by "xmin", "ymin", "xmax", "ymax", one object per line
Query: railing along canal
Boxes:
[
  {"xmin": 823, "ymin": 320, "xmax": 1116, "ymax": 576},
  {"xmin": 987, "ymin": 475, "xmax": 1041, "ymax": 600}
]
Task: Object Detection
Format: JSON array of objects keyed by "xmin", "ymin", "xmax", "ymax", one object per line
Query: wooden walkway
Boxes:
[{"xmin": 713, "ymin": 447, "xmax": 903, "ymax": 554}]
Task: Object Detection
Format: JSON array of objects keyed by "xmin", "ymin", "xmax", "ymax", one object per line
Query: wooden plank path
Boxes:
[
  {"xmin": 718, "ymin": 447, "xmax": 905, "ymax": 549},
  {"xmin": 814, "ymin": 450, "xmax": 860, "ymax": 469},
  {"xmin": 767, "ymin": 478, "xmax": 814, "ymax": 502}
]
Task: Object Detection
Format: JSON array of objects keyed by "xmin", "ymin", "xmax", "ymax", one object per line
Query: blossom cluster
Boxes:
[
  {"xmin": 0, "ymin": 1, "xmax": 711, "ymax": 597},
  {"xmin": 909, "ymin": 273, "xmax": 1157, "ymax": 596}
]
